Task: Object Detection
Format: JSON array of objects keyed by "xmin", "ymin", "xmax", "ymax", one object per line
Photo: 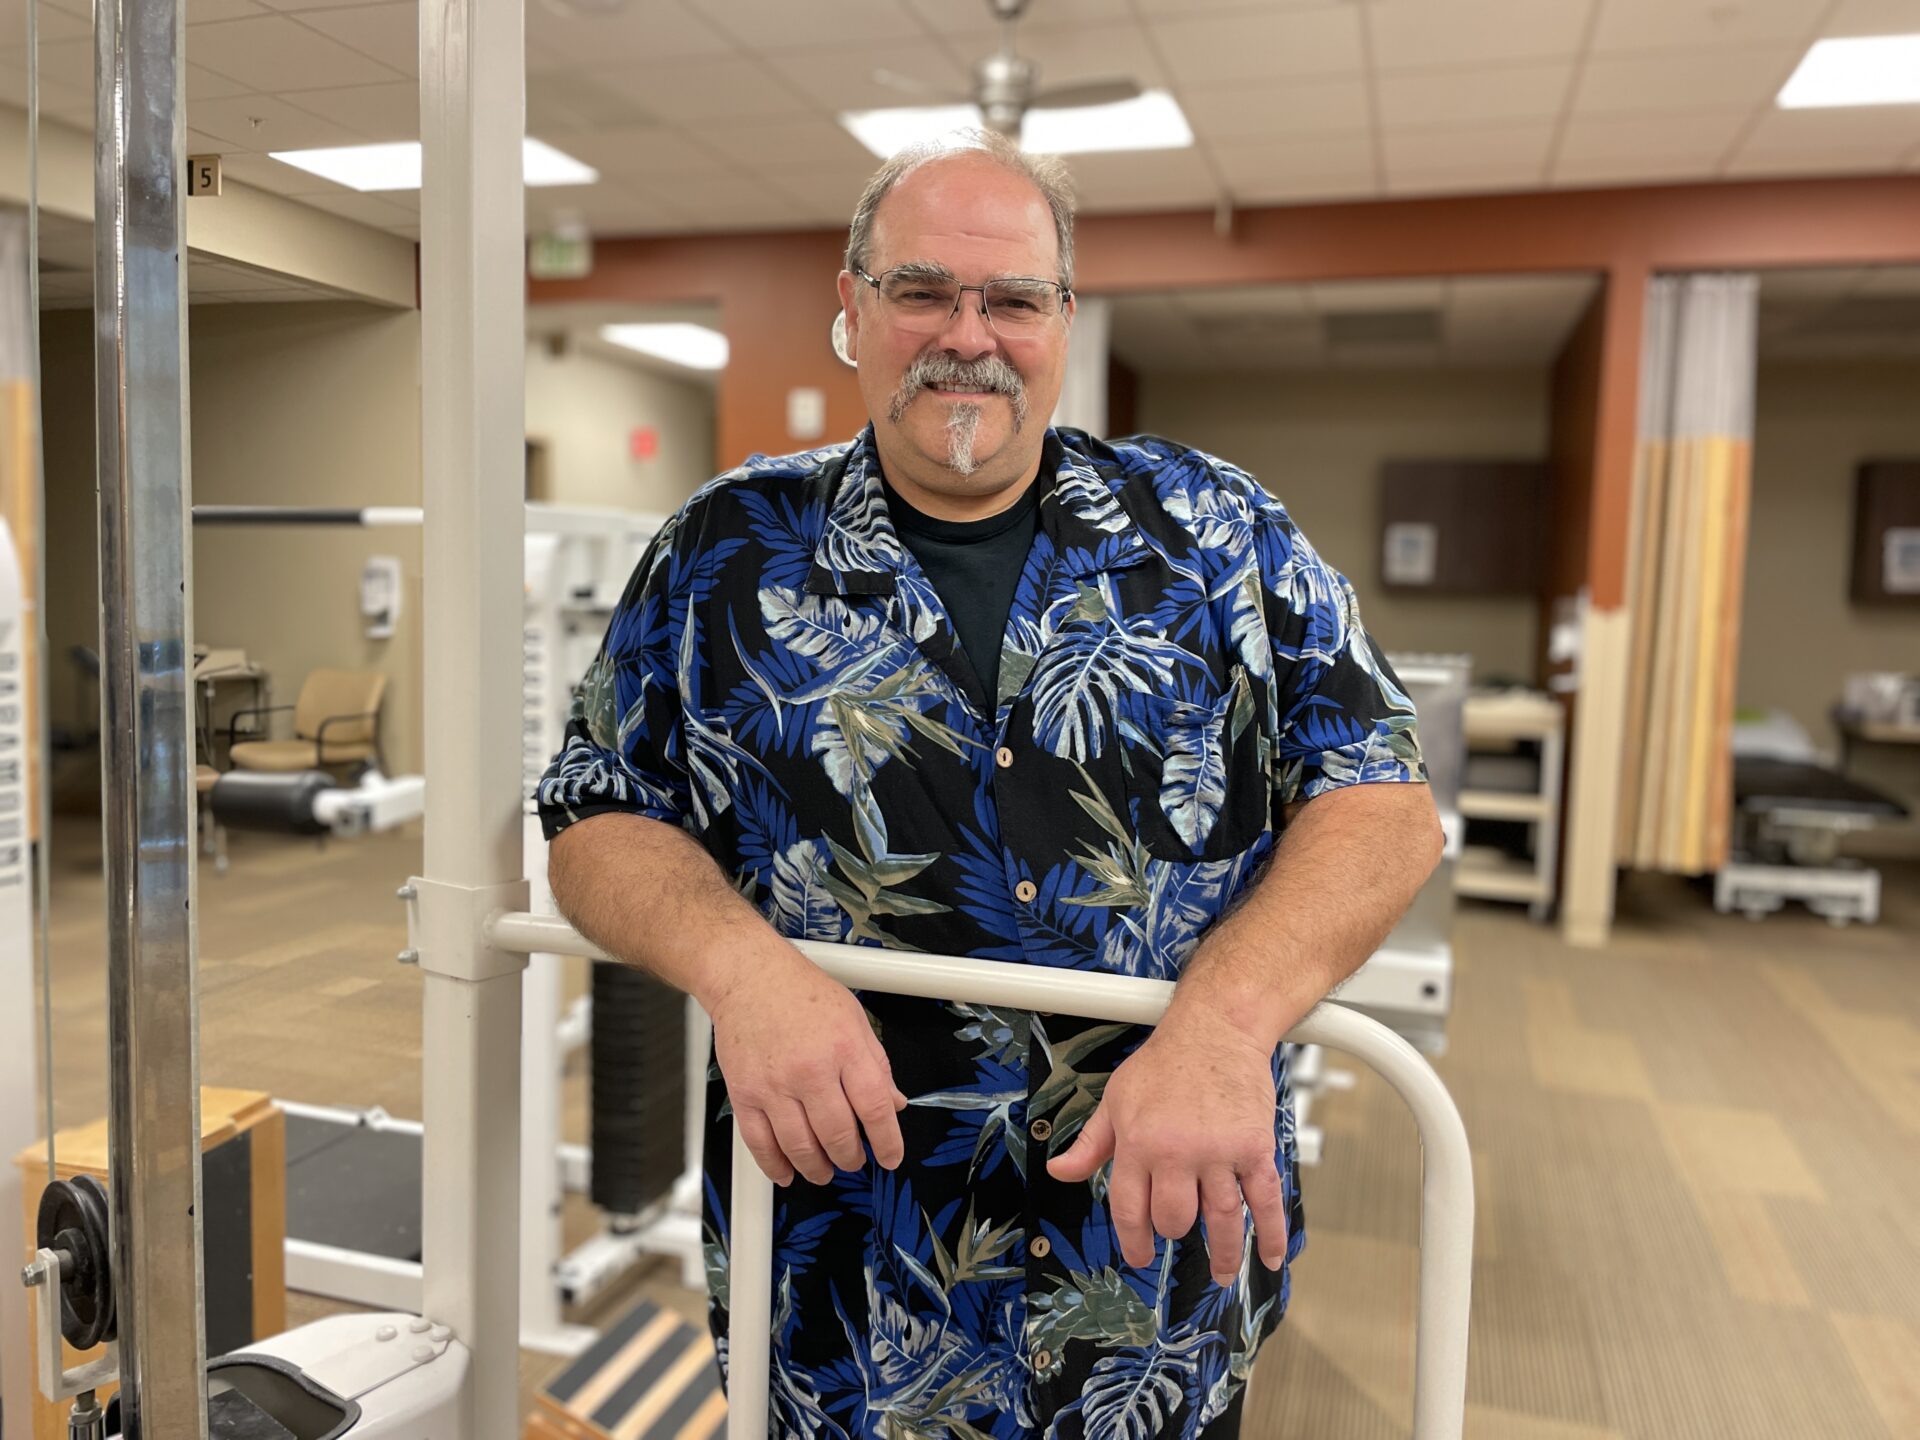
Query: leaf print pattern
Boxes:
[{"xmin": 537, "ymin": 424, "xmax": 1422, "ymax": 1439}]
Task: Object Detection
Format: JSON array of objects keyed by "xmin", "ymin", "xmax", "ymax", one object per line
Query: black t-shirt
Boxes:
[{"xmin": 883, "ymin": 468, "xmax": 1043, "ymax": 712}]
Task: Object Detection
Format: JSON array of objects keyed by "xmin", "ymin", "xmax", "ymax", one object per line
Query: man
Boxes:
[{"xmin": 540, "ymin": 131, "xmax": 1441, "ymax": 1439}]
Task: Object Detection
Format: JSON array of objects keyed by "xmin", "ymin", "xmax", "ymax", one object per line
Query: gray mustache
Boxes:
[{"xmin": 889, "ymin": 355, "xmax": 1026, "ymax": 422}]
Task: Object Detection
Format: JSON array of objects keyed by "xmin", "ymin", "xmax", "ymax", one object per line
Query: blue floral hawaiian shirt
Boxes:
[{"xmin": 538, "ymin": 426, "xmax": 1426, "ymax": 1439}]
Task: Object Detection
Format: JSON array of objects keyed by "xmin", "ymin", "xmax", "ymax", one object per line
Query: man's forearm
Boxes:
[
  {"xmin": 1162, "ymin": 782, "xmax": 1445, "ymax": 1051},
  {"xmin": 546, "ymin": 812, "xmax": 783, "ymax": 1014}
]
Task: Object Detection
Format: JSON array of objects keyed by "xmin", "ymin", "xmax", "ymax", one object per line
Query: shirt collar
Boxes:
[{"xmin": 804, "ymin": 425, "xmax": 1150, "ymax": 597}]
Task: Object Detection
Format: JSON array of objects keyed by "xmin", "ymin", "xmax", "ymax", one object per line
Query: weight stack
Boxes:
[{"xmin": 589, "ymin": 961, "xmax": 687, "ymax": 1217}]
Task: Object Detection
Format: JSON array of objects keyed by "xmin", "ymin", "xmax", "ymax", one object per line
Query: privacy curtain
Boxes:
[{"xmin": 1617, "ymin": 273, "xmax": 1758, "ymax": 875}]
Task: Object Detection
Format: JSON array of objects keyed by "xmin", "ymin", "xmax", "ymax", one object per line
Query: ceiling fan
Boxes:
[{"xmin": 877, "ymin": 0, "xmax": 1144, "ymax": 140}]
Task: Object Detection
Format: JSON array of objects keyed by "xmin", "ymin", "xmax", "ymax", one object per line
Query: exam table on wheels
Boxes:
[{"xmin": 1714, "ymin": 715, "xmax": 1910, "ymax": 926}]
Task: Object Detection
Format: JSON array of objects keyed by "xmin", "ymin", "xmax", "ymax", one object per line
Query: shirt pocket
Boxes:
[{"xmin": 1121, "ymin": 665, "xmax": 1271, "ymax": 863}]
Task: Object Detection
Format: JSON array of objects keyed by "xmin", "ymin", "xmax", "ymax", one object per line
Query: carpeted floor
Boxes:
[{"xmin": 27, "ymin": 815, "xmax": 1920, "ymax": 1437}]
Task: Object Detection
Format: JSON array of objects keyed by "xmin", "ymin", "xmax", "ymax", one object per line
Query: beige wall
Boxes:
[
  {"xmin": 43, "ymin": 302, "xmax": 426, "ymax": 784},
  {"xmin": 1137, "ymin": 368, "xmax": 1551, "ymax": 682},
  {"xmin": 524, "ymin": 339, "xmax": 715, "ymax": 515},
  {"xmin": 1742, "ymin": 358, "xmax": 1920, "ymax": 845}
]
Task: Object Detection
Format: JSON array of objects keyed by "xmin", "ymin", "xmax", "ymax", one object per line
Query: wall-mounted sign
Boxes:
[
  {"xmin": 188, "ymin": 154, "xmax": 222, "ymax": 197},
  {"xmin": 787, "ymin": 387, "xmax": 826, "ymax": 440},
  {"xmin": 529, "ymin": 229, "xmax": 592, "ymax": 281}
]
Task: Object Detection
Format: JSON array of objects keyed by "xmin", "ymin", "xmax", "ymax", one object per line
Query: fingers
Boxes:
[
  {"xmin": 1108, "ymin": 1154, "xmax": 1156, "ymax": 1269},
  {"xmin": 1240, "ymin": 1157, "xmax": 1290, "ymax": 1270},
  {"xmin": 842, "ymin": 1055, "xmax": 906, "ymax": 1171},
  {"xmin": 1200, "ymin": 1170, "xmax": 1246, "ymax": 1286},
  {"xmin": 1150, "ymin": 1169, "xmax": 1200, "ymax": 1250},
  {"xmin": 800, "ymin": 1085, "xmax": 869, "ymax": 1175},
  {"xmin": 735, "ymin": 1105, "xmax": 795, "ymax": 1187},
  {"xmin": 766, "ymin": 1098, "xmax": 835, "ymax": 1186},
  {"xmin": 1046, "ymin": 1106, "xmax": 1115, "ymax": 1183}
]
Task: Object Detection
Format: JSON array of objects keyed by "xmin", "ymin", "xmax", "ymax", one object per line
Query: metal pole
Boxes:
[
  {"xmin": 92, "ymin": 0, "xmax": 206, "ymax": 1426},
  {"xmin": 484, "ymin": 916, "xmax": 1475, "ymax": 1439},
  {"xmin": 417, "ymin": 0, "xmax": 527, "ymax": 1433}
]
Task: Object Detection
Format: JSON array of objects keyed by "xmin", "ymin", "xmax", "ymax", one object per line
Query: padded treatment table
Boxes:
[{"xmin": 1715, "ymin": 755, "xmax": 1910, "ymax": 924}]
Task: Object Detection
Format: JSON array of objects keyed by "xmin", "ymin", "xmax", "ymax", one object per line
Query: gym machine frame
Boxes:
[{"xmin": 23, "ymin": 0, "xmax": 1473, "ymax": 1432}]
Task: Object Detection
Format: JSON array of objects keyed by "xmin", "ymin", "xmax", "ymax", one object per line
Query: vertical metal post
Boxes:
[
  {"xmin": 418, "ymin": 0, "xmax": 527, "ymax": 1434},
  {"xmin": 92, "ymin": 0, "xmax": 205, "ymax": 1429}
]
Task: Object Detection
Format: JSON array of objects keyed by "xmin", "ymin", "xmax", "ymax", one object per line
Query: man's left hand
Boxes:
[{"xmin": 1046, "ymin": 1015, "xmax": 1288, "ymax": 1286}]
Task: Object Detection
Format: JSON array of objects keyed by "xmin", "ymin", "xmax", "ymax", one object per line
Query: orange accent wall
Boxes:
[{"xmin": 528, "ymin": 175, "xmax": 1920, "ymax": 614}]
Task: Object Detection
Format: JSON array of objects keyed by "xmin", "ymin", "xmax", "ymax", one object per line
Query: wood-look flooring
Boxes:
[{"xmin": 27, "ymin": 817, "xmax": 1920, "ymax": 1437}]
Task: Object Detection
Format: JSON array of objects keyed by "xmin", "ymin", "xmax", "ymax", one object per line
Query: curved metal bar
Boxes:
[{"xmin": 485, "ymin": 914, "xmax": 1473, "ymax": 1438}]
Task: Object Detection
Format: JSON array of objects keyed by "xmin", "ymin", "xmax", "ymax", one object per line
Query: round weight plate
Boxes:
[{"xmin": 35, "ymin": 1175, "xmax": 116, "ymax": 1349}]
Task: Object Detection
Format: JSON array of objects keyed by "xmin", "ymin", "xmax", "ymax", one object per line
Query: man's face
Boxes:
[{"xmin": 837, "ymin": 155, "xmax": 1072, "ymax": 504}]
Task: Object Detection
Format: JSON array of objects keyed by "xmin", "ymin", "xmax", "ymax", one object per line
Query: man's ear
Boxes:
[{"xmin": 835, "ymin": 270, "xmax": 860, "ymax": 362}]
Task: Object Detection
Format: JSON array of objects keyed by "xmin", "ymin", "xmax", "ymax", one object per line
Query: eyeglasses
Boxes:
[{"xmin": 854, "ymin": 265, "xmax": 1071, "ymax": 337}]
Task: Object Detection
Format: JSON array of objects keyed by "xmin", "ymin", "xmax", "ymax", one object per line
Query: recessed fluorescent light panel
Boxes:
[
  {"xmin": 840, "ymin": 91, "xmax": 1194, "ymax": 160},
  {"xmin": 1778, "ymin": 33, "xmax": 1920, "ymax": 108},
  {"xmin": 269, "ymin": 138, "xmax": 598, "ymax": 191},
  {"xmin": 600, "ymin": 323, "xmax": 730, "ymax": 371}
]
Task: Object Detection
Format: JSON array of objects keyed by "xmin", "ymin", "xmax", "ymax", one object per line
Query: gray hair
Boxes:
[{"xmin": 844, "ymin": 129, "xmax": 1077, "ymax": 292}]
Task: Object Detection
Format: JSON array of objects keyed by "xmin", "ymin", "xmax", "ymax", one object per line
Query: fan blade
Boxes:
[{"xmin": 1029, "ymin": 78, "xmax": 1141, "ymax": 110}]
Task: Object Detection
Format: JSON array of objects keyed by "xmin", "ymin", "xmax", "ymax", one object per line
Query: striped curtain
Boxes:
[{"xmin": 1617, "ymin": 274, "xmax": 1758, "ymax": 874}]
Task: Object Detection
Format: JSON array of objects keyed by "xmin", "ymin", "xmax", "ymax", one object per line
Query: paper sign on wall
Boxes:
[{"xmin": 1383, "ymin": 522, "xmax": 1438, "ymax": 586}]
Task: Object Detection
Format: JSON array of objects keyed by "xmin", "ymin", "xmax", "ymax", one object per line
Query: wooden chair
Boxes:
[{"xmin": 227, "ymin": 668, "xmax": 388, "ymax": 774}]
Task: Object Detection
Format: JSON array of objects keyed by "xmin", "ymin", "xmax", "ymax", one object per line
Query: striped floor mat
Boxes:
[{"xmin": 526, "ymin": 1299, "xmax": 725, "ymax": 1440}]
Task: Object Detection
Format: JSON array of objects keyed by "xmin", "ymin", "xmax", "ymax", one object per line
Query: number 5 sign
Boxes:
[{"xmin": 188, "ymin": 154, "xmax": 222, "ymax": 197}]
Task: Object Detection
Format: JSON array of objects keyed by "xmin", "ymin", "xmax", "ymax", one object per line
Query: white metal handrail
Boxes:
[{"xmin": 485, "ymin": 913, "xmax": 1474, "ymax": 1440}]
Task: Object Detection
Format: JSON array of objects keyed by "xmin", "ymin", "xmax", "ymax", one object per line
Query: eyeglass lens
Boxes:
[{"xmin": 878, "ymin": 273, "xmax": 1062, "ymax": 332}]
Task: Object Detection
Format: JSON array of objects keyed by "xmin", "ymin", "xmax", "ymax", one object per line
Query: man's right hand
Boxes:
[{"xmin": 704, "ymin": 943, "xmax": 909, "ymax": 1186}]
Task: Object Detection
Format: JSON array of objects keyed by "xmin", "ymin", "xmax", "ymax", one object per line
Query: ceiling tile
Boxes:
[
  {"xmin": 529, "ymin": 126, "xmax": 730, "ymax": 179},
  {"xmin": 12, "ymin": 37, "xmax": 90, "ymax": 90},
  {"xmin": 188, "ymin": 15, "xmax": 403, "ymax": 90},
  {"xmin": 1149, "ymin": 7, "xmax": 1364, "ymax": 86},
  {"xmin": 699, "ymin": 0, "xmax": 927, "ymax": 52},
  {"xmin": 658, "ymin": 190, "xmax": 813, "ymax": 233},
  {"xmin": 1572, "ymin": 46, "xmax": 1800, "ymax": 117},
  {"xmin": 0, "ymin": 63, "xmax": 89, "ymax": 118},
  {"xmin": 1855, "ymin": 265, "xmax": 1920, "ymax": 294},
  {"xmin": 281, "ymin": 81, "xmax": 419, "ymax": 140},
  {"xmin": 1178, "ymin": 76, "xmax": 1370, "ymax": 140},
  {"xmin": 1311, "ymin": 278, "xmax": 1449, "ymax": 312},
  {"xmin": 1063, "ymin": 149, "xmax": 1220, "ymax": 213},
  {"xmin": 699, "ymin": 117, "xmax": 875, "ymax": 171},
  {"xmin": 290, "ymin": 3, "xmax": 417, "ymax": 80},
  {"xmin": 1727, "ymin": 105, "xmax": 1920, "ymax": 174},
  {"xmin": 1590, "ymin": 0, "xmax": 1829, "ymax": 54},
  {"xmin": 902, "ymin": 0, "xmax": 1132, "ymax": 37},
  {"xmin": 519, "ymin": 1, "xmax": 735, "ymax": 68},
  {"xmin": 1824, "ymin": 0, "xmax": 1920, "ymax": 36},
  {"xmin": 190, "ymin": 92, "xmax": 365, "ymax": 149},
  {"xmin": 1383, "ymin": 123, "xmax": 1554, "ymax": 178},
  {"xmin": 1550, "ymin": 152, "xmax": 1726, "ymax": 187},
  {"xmin": 1384, "ymin": 125, "xmax": 1555, "ymax": 195},
  {"xmin": 527, "ymin": 184, "xmax": 686, "ymax": 234},
  {"xmin": 766, "ymin": 166, "xmax": 873, "ymax": 223},
  {"xmin": 527, "ymin": 71, "xmax": 656, "ymax": 132},
  {"xmin": 0, "ymin": 0, "xmax": 91, "ymax": 42},
  {"xmin": 256, "ymin": 0, "xmax": 405, "ymax": 10},
  {"xmin": 1378, "ymin": 63, "xmax": 1573, "ymax": 129},
  {"xmin": 1555, "ymin": 111, "xmax": 1751, "ymax": 166},
  {"xmin": 188, "ymin": 62, "xmax": 256, "ymax": 100},
  {"xmin": 189, "ymin": 0, "xmax": 269, "ymax": 20},
  {"xmin": 1209, "ymin": 132, "xmax": 1378, "ymax": 201},
  {"xmin": 576, "ymin": 55, "xmax": 814, "ymax": 124},
  {"xmin": 765, "ymin": 43, "xmax": 970, "ymax": 113},
  {"xmin": 1176, "ymin": 286, "xmax": 1314, "ymax": 319},
  {"xmin": 1368, "ymin": 0, "xmax": 1591, "ymax": 71}
]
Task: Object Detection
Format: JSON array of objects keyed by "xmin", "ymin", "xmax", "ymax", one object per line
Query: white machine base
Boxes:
[{"xmin": 1714, "ymin": 859, "xmax": 1880, "ymax": 926}]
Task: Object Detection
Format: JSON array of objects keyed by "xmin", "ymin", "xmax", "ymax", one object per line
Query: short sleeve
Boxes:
[
  {"xmin": 1257, "ymin": 506, "xmax": 1427, "ymax": 808},
  {"xmin": 535, "ymin": 526, "xmax": 692, "ymax": 841}
]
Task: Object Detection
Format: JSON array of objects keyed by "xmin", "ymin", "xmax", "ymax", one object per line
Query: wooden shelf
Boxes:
[
  {"xmin": 1459, "ymin": 789, "xmax": 1551, "ymax": 822},
  {"xmin": 1457, "ymin": 845, "xmax": 1549, "ymax": 903}
]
